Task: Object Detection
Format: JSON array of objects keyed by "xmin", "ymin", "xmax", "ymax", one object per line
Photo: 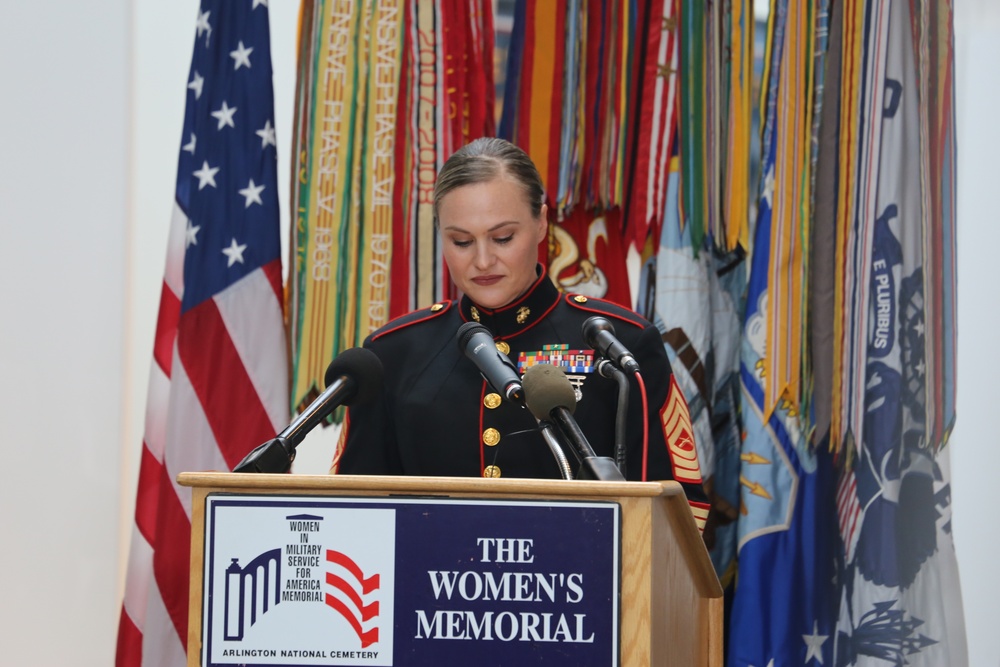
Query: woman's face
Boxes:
[{"xmin": 438, "ymin": 175, "xmax": 548, "ymax": 310}]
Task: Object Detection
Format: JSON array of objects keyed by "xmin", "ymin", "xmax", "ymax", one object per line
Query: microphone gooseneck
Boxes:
[{"xmin": 234, "ymin": 347, "xmax": 384, "ymax": 474}]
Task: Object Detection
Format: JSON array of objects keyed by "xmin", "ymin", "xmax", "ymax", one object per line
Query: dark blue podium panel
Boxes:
[{"xmin": 202, "ymin": 494, "xmax": 621, "ymax": 667}]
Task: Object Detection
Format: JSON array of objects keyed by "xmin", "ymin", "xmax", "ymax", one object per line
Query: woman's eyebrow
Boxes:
[{"xmin": 442, "ymin": 220, "xmax": 519, "ymax": 233}]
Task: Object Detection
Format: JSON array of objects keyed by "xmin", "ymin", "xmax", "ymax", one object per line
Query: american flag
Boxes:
[
  {"xmin": 836, "ymin": 464, "xmax": 862, "ymax": 565},
  {"xmin": 116, "ymin": 2, "xmax": 289, "ymax": 665}
]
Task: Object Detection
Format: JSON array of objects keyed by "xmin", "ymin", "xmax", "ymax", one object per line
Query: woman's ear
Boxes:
[{"xmin": 536, "ymin": 203, "xmax": 549, "ymax": 242}]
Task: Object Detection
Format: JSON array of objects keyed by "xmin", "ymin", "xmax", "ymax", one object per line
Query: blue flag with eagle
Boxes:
[{"xmin": 831, "ymin": 1, "xmax": 966, "ymax": 664}]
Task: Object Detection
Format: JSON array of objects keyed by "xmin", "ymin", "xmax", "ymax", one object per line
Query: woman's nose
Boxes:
[{"xmin": 473, "ymin": 242, "xmax": 495, "ymax": 269}]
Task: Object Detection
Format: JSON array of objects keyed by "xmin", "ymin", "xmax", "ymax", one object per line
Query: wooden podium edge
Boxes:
[
  {"xmin": 179, "ymin": 471, "xmax": 676, "ymax": 497},
  {"xmin": 181, "ymin": 472, "xmax": 722, "ymax": 667}
]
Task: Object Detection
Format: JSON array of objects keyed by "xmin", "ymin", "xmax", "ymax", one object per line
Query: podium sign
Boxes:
[{"xmin": 202, "ymin": 494, "xmax": 621, "ymax": 667}]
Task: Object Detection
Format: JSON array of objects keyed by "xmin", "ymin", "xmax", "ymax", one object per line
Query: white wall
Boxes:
[
  {"xmin": 952, "ymin": 2, "xmax": 1000, "ymax": 665},
  {"xmin": 0, "ymin": 1, "xmax": 129, "ymax": 664},
  {"xmin": 0, "ymin": 1, "xmax": 305, "ymax": 664},
  {"xmin": 0, "ymin": 0, "xmax": 995, "ymax": 664}
]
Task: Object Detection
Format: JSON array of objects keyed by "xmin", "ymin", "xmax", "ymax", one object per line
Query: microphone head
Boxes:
[
  {"xmin": 582, "ymin": 316, "xmax": 616, "ymax": 350},
  {"xmin": 456, "ymin": 321, "xmax": 491, "ymax": 352},
  {"xmin": 324, "ymin": 347, "xmax": 384, "ymax": 406},
  {"xmin": 522, "ymin": 364, "xmax": 577, "ymax": 420}
]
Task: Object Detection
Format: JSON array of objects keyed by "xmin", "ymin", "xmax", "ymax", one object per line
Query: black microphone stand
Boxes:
[
  {"xmin": 234, "ymin": 374, "xmax": 358, "ymax": 474},
  {"xmin": 596, "ymin": 359, "xmax": 629, "ymax": 477},
  {"xmin": 233, "ymin": 437, "xmax": 294, "ymax": 474},
  {"xmin": 547, "ymin": 407, "xmax": 625, "ymax": 482}
]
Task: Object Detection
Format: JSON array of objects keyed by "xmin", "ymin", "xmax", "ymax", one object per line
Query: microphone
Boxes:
[
  {"xmin": 522, "ymin": 364, "xmax": 625, "ymax": 482},
  {"xmin": 582, "ymin": 316, "xmax": 640, "ymax": 375},
  {"xmin": 456, "ymin": 321, "xmax": 524, "ymax": 405},
  {"xmin": 233, "ymin": 347, "xmax": 384, "ymax": 473}
]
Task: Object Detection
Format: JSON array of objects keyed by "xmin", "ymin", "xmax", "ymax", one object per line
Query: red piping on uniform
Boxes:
[
  {"xmin": 331, "ymin": 410, "xmax": 351, "ymax": 472},
  {"xmin": 563, "ymin": 296, "xmax": 647, "ymax": 328},
  {"xmin": 479, "ymin": 379, "xmax": 487, "ymax": 474},
  {"xmin": 462, "ymin": 267, "xmax": 550, "ymax": 322},
  {"xmin": 371, "ymin": 301, "xmax": 453, "ymax": 341},
  {"xmin": 522, "ymin": 298, "xmax": 559, "ymax": 332},
  {"xmin": 459, "ymin": 271, "xmax": 560, "ymax": 336},
  {"xmin": 460, "ymin": 297, "xmax": 560, "ymax": 338}
]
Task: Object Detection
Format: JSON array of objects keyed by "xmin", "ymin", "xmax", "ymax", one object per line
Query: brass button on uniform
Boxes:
[
  {"xmin": 573, "ymin": 295, "xmax": 588, "ymax": 303},
  {"xmin": 483, "ymin": 427, "xmax": 501, "ymax": 446},
  {"xmin": 483, "ymin": 465, "xmax": 501, "ymax": 478},
  {"xmin": 430, "ymin": 303, "xmax": 444, "ymax": 312},
  {"xmin": 495, "ymin": 341, "xmax": 510, "ymax": 355},
  {"xmin": 484, "ymin": 393, "xmax": 502, "ymax": 409}
]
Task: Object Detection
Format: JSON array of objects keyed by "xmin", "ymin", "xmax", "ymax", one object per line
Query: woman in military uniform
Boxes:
[{"xmin": 332, "ymin": 137, "xmax": 708, "ymax": 518}]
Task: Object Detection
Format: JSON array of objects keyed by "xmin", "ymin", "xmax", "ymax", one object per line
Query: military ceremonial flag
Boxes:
[
  {"xmin": 730, "ymin": 163, "xmax": 839, "ymax": 664},
  {"xmin": 831, "ymin": 1, "xmax": 965, "ymax": 663},
  {"xmin": 116, "ymin": 3, "xmax": 289, "ymax": 665},
  {"xmin": 288, "ymin": 0, "xmax": 495, "ymax": 416},
  {"xmin": 727, "ymin": 3, "xmax": 840, "ymax": 665},
  {"xmin": 723, "ymin": 0, "xmax": 754, "ymax": 252},
  {"xmin": 639, "ymin": 154, "xmax": 745, "ymax": 582}
]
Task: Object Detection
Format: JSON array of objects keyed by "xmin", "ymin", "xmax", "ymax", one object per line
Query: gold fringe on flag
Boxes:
[{"xmin": 287, "ymin": 0, "xmax": 494, "ymax": 415}]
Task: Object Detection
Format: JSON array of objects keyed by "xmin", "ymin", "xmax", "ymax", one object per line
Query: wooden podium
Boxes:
[{"xmin": 180, "ymin": 472, "xmax": 722, "ymax": 667}]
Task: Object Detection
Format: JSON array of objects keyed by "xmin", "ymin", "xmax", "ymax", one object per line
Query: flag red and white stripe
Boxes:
[
  {"xmin": 835, "ymin": 464, "xmax": 862, "ymax": 565},
  {"xmin": 116, "ymin": 3, "xmax": 288, "ymax": 665}
]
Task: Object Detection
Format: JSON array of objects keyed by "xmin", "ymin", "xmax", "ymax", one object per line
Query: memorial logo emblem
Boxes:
[{"xmin": 206, "ymin": 501, "xmax": 396, "ymax": 666}]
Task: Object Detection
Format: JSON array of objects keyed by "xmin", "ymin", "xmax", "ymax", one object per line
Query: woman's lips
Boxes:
[{"xmin": 471, "ymin": 275, "xmax": 503, "ymax": 286}]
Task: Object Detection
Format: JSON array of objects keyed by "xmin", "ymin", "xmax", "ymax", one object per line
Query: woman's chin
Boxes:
[{"xmin": 463, "ymin": 284, "xmax": 512, "ymax": 310}]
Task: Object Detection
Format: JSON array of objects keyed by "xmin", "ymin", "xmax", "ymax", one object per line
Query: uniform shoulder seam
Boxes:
[
  {"xmin": 563, "ymin": 294, "xmax": 647, "ymax": 329},
  {"xmin": 371, "ymin": 301, "xmax": 454, "ymax": 341}
]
